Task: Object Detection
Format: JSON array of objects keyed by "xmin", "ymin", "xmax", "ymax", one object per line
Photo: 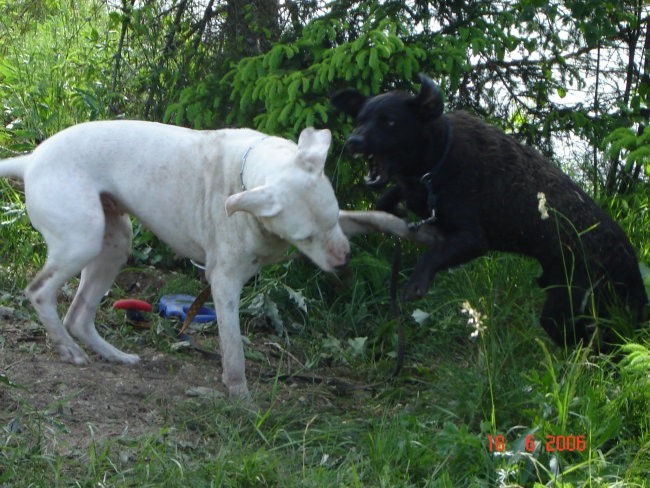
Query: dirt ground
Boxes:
[
  {"xmin": 0, "ymin": 269, "xmax": 345, "ymax": 457},
  {"xmin": 1, "ymin": 300, "xmax": 233, "ymax": 450}
]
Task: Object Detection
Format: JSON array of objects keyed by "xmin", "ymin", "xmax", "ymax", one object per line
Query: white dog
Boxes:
[{"xmin": 0, "ymin": 120, "xmax": 430, "ymax": 399}]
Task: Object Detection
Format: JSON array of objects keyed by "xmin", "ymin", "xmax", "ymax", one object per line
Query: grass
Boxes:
[
  {"xmin": 1, "ymin": 141, "xmax": 649, "ymax": 487},
  {"xmin": 1, "ymin": 239, "xmax": 649, "ymax": 486}
]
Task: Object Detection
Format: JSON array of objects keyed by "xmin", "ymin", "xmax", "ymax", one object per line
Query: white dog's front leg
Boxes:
[
  {"xmin": 339, "ymin": 210, "xmax": 441, "ymax": 246},
  {"xmin": 210, "ymin": 273, "xmax": 250, "ymax": 399}
]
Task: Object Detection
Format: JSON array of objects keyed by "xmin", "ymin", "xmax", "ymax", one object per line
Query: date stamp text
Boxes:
[{"xmin": 487, "ymin": 434, "xmax": 587, "ymax": 453}]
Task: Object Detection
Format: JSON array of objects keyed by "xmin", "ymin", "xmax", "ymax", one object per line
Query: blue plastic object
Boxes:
[{"xmin": 158, "ymin": 294, "xmax": 217, "ymax": 323}]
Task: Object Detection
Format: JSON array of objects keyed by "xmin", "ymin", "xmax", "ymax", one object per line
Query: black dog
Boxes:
[{"xmin": 332, "ymin": 74, "xmax": 647, "ymax": 348}]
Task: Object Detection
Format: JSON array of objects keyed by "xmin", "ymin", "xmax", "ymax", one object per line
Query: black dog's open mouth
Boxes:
[{"xmin": 363, "ymin": 154, "xmax": 390, "ymax": 189}]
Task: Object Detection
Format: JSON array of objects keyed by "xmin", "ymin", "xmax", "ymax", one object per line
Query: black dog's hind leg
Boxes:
[
  {"xmin": 539, "ymin": 284, "xmax": 591, "ymax": 348},
  {"xmin": 402, "ymin": 229, "xmax": 489, "ymax": 300}
]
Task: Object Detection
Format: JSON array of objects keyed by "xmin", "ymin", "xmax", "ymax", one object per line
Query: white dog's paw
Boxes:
[
  {"xmin": 81, "ymin": 337, "xmax": 140, "ymax": 364},
  {"xmin": 119, "ymin": 353, "xmax": 140, "ymax": 365},
  {"xmin": 58, "ymin": 343, "xmax": 91, "ymax": 365},
  {"xmin": 103, "ymin": 351, "xmax": 140, "ymax": 365},
  {"xmin": 226, "ymin": 382, "xmax": 251, "ymax": 401}
]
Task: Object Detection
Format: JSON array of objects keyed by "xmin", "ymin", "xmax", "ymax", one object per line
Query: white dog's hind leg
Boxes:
[
  {"xmin": 63, "ymin": 211, "xmax": 139, "ymax": 364},
  {"xmin": 26, "ymin": 239, "xmax": 111, "ymax": 365},
  {"xmin": 26, "ymin": 261, "xmax": 91, "ymax": 365},
  {"xmin": 24, "ymin": 180, "xmax": 108, "ymax": 364}
]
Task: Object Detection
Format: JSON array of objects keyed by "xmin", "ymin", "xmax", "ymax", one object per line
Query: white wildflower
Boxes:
[
  {"xmin": 549, "ymin": 455, "xmax": 560, "ymax": 478},
  {"xmin": 461, "ymin": 300, "xmax": 487, "ymax": 339},
  {"xmin": 492, "ymin": 450, "xmax": 515, "ymax": 458},
  {"xmin": 537, "ymin": 192, "xmax": 550, "ymax": 220},
  {"xmin": 495, "ymin": 465, "xmax": 518, "ymax": 487},
  {"xmin": 411, "ymin": 308, "xmax": 431, "ymax": 325}
]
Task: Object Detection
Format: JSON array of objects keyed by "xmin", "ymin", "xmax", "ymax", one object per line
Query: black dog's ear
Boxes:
[
  {"xmin": 412, "ymin": 73, "xmax": 444, "ymax": 121},
  {"xmin": 331, "ymin": 89, "xmax": 367, "ymax": 118}
]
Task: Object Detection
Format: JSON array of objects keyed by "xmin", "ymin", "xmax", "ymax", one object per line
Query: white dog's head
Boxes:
[{"xmin": 225, "ymin": 128, "xmax": 350, "ymax": 272}]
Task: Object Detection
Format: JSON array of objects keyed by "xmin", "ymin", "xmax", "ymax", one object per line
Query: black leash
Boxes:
[
  {"xmin": 269, "ymin": 240, "xmax": 406, "ymax": 393},
  {"xmin": 390, "ymin": 237, "xmax": 405, "ymax": 376},
  {"xmin": 408, "ymin": 115, "xmax": 453, "ymax": 231}
]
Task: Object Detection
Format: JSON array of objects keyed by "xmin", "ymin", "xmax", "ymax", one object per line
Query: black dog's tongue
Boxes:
[{"xmin": 364, "ymin": 155, "xmax": 389, "ymax": 188}]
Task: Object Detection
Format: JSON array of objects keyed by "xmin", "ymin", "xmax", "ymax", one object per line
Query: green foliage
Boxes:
[
  {"xmin": 605, "ymin": 126, "xmax": 650, "ymax": 178},
  {"xmin": 0, "ymin": 0, "xmax": 116, "ymax": 141},
  {"xmin": 4, "ymin": 259, "xmax": 649, "ymax": 486},
  {"xmin": 166, "ymin": 13, "xmax": 427, "ymax": 141},
  {"xmin": 602, "ymin": 185, "xmax": 650, "ymax": 264},
  {"xmin": 130, "ymin": 222, "xmax": 180, "ymax": 269},
  {"xmin": 618, "ymin": 343, "xmax": 650, "ymax": 437},
  {"xmin": 165, "ymin": 74, "xmax": 224, "ymax": 130},
  {"xmin": 226, "ymin": 16, "xmax": 425, "ymax": 136},
  {"xmin": 0, "ymin": 179, "xmax": 44, "ymax": 291}
]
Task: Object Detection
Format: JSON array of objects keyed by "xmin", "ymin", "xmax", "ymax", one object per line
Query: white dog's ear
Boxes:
[
  {"xmin": 225, "ymin": 186, "xmax": 283, "ymax": 217},
  {"xmin": 297, "ymin": 127, "xmax": 331, "ymax": 173}
]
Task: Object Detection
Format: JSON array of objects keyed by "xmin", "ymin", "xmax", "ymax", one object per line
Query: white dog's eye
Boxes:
[{"xmin": 293, "ymin": 234, "xmax": 314, "ymax": 245}]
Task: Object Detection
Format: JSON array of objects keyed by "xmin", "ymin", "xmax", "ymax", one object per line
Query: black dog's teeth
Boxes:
[
  {"xmin": 365, "ymin": 172, "xmax": 382, "ymax": 185},
  {"xmin": 363, "ymin": 156, "xmax": 388, "ymax": 188},
  {"xmin": 365, "ymin": 175, "xmax": 379, "ymax": 185},
  {"xmin": 365, "ymin": 158, "xmax": 379, "ymax": 185}
]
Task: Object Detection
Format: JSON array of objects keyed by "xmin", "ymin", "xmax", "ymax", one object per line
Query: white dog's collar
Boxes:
[{"xmin": 240, "ymin": 136, "xmax": 271, "ymax": 190}]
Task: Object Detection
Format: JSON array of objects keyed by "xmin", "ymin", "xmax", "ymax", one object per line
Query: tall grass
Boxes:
[
  {"xmin": 2, "ymin": 173, "xmax": 649, "ymax": 486},
  {"xmin": 604, "ymin": 189, "xmax": 650, "ymax": 263},
  {"xmin": 0, "ymin": 1, "xmax": 117, "ymax": 291},
  {"xmin": 0, "ymin": 179, "xmax": 44, "ymax": 291},
  {"xmin": 2, "ymin": 207, "xmax": 650, "ymax": 487},
  {"xmin": 0, "ymin": 0, "xmax": 116, "ymax": 138}
]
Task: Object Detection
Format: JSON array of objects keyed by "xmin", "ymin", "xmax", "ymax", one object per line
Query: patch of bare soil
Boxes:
[
  {"xmin": 0, "ymin": 319, "xmax": 227, "ymax": 454},
  {"xmin": 0, "ymin": 269, "xmax": 362, "ymax": 458},
  {"xmin": 1, "ymin": 268, "xmax": 226, "ymax": 455}
]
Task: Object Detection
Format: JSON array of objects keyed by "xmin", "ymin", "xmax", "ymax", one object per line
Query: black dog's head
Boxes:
[{"xmin": 331, "ymin": 74, "xmax": 444, "ymax": 188}]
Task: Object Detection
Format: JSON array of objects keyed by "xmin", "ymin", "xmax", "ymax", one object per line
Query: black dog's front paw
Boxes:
[{"xmin": 402, "ymin": 274, "xmax": 430, "ymax": 301}]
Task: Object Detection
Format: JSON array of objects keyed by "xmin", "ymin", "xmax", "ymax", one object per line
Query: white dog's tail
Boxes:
[{"xmin": 0, "ymin": 154, "xmax": 31, "ymax": 179}]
